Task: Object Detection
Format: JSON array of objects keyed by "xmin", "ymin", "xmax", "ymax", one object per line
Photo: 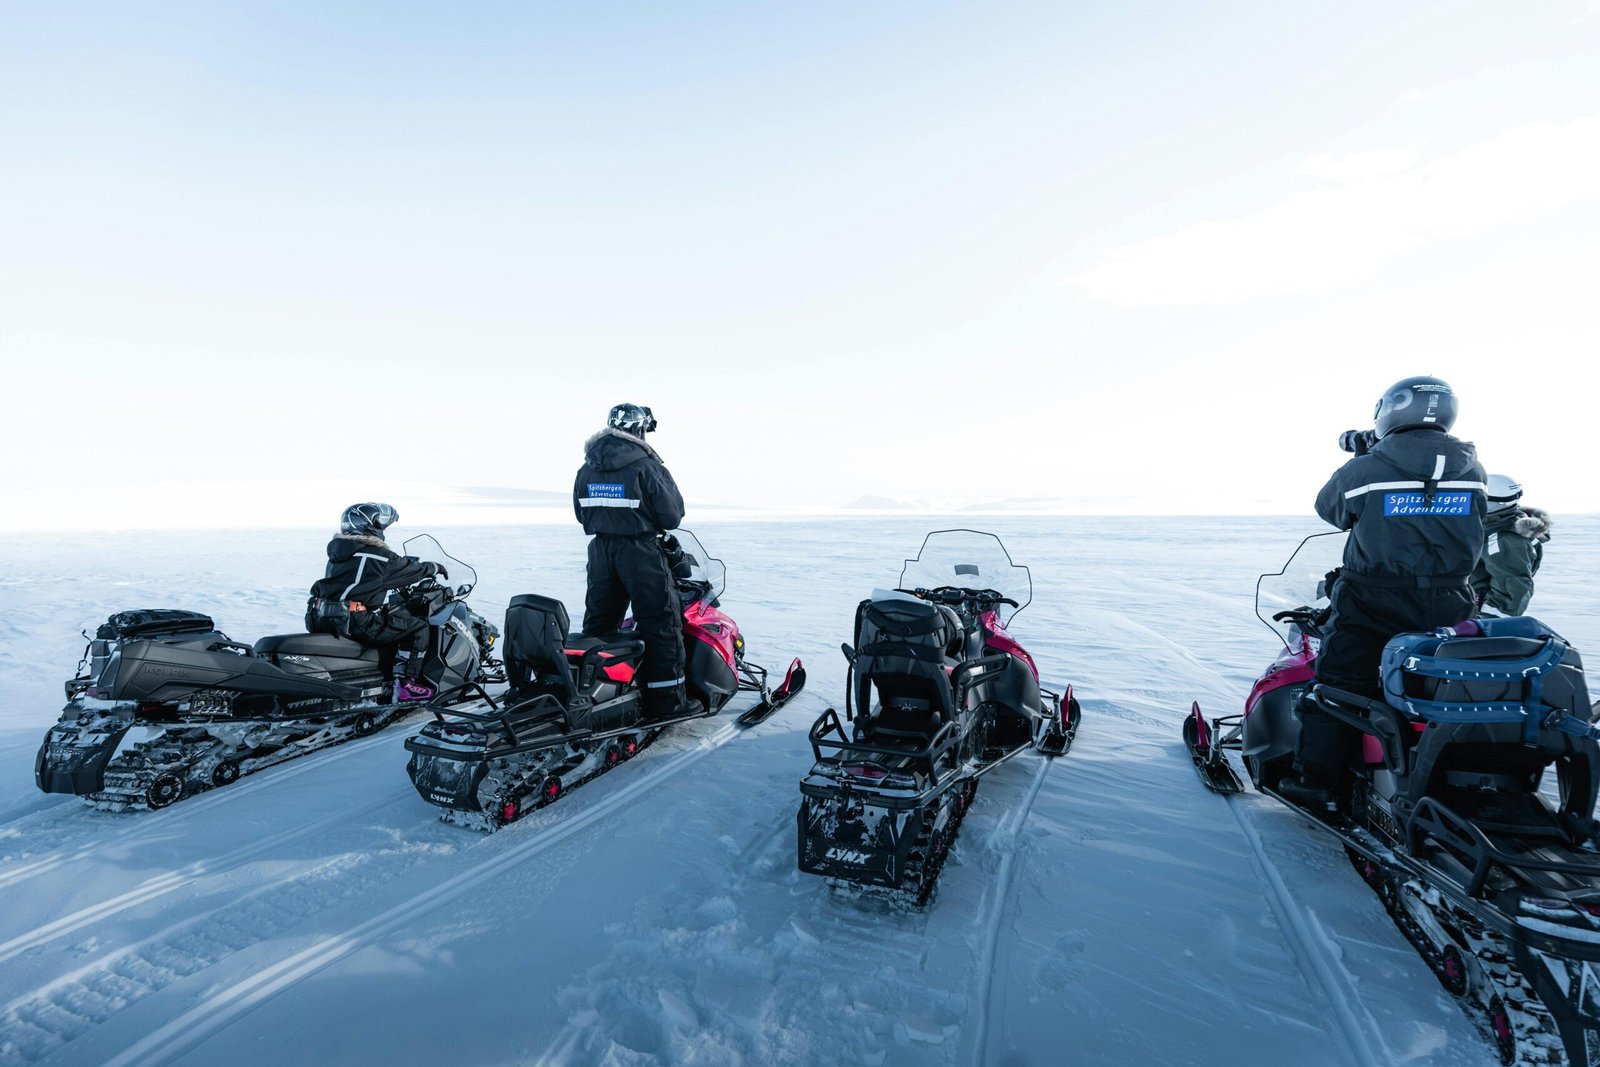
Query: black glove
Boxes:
[
  {"xmin": 1338, "ymin": 429, "xmax": 1376, "ymax": 455},
  {"xmin": 425, "ymin": 561, "xmax": 448, "ymax": 580},
  {"xmin": 1317, "ymin": 567, "xmax": 1342, "ymax": 599}
]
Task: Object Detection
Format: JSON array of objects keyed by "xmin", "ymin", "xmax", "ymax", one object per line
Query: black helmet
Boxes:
[
  {"xmin": 607, "ymin": 402, "xmax": 657, "ymax": 438},
  {"xmin": 1373, "ymin": 376, "xmax": 1457, "ymax": 438},
  {"xmin": 340, "ymin": 502, "xmax": 398, "ymax": 538}
]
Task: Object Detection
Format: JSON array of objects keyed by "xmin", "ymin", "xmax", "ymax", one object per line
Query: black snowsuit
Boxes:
[
  {"xmin": 306, "ymin": 534, "xmax": 434, "ymax": 657},
  {"xmin": 1295, "ymin": 428, "xmax": 1488, "ymax": 780},
  {"xmin": 572, "ymin": 428, "xmax": 688, "ymax": 706}
]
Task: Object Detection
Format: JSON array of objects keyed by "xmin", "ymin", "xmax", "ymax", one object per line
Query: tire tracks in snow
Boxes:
[
  {"xmin": 89, "ymin": 721, "xmax": 745, "ymax": 1067},
  {"xmin": 0, "ymin": 729, "xmax": 397, "ymax": 893},
  {"xmin": 968, "ymin": 755, "xmax": 1051, "ymax": 1066},
  {"xmin": 1228, "ymin": 798, "xmax": 1394, "ymax": 1067},
  {"xmin": 0, "ymin": 782, "xmax": 417, "ymax": 967}
]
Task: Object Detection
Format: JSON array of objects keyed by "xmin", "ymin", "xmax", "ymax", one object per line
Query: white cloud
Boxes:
[{"xmin": 1066, "ymin": 114, "xmax": 1600, "ymax": 308}]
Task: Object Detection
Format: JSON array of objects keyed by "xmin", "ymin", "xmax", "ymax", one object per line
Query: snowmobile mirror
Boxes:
[{"xmin": 840, "ymin": 643, "xmax": 857, "ymax": 666}]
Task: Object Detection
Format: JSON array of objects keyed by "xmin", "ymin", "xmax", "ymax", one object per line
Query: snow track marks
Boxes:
[
  {"xmin": 98, "ymin": 722, "xmax": 743, "ymax": 1067},
  {"xmin": 1229, "ymin": 798, "xmax": 1394, "ymax": 1067}
]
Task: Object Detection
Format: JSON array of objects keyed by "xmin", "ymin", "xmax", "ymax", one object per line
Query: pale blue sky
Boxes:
[{"xmin": 4, "ymin": 1, "xmax": 1598, "ymax": 528}]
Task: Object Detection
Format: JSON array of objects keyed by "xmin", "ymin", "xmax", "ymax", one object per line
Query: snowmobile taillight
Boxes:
[
  {"xmin": 844, "ymin": 764, "xmax": 887, "ymax": 780},
  {"xmin": 138, "ymin": 702, "xmax": 166, "ymax": 714},
  {"xmin": 1574, "ymin": 902, "xmax": 1600, "ymax": 920}
]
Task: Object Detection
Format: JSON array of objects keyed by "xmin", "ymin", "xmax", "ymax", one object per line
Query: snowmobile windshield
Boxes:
[
  {"xmin": 673, "ymin": 529, "xmax": 726, "ymax": 602},
  {"xmin": 1255, "ymin": 530, "xmax": 1346, "ymax": 652},
  {"xmin": 402, "ymin": 534, "xmax": 477, "ymax": 598},
  {"xmin": 898, "ymin": 529, "xmax": 1033, "ymax": 625}
]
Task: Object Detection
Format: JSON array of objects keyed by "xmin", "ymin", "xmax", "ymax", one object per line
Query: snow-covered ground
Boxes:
[{"xmin": 1, "ymin": 516, "xmax": 1596, "ymax": 1066}]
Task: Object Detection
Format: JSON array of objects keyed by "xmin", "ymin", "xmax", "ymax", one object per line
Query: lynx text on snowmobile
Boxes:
[
  {"xmin": 36, "ymin": 535, "xmax": 502, "ymax": 812},
  {"xmin": 404, "ymin": 530, "xmax": 805, "ymax": 831},
  {"xmin": 797, "ymin": 530, "xmax": 1080, "ymax": 904},
  {"xmin": 1184, "ymin": 532, "xmax": 1600, "ymax": 1065}
]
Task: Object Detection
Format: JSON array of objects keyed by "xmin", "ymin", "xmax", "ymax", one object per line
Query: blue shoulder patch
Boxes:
[{"xmin": 1383, "ymin": 491, "xmax": 1472, "ymax": 517}]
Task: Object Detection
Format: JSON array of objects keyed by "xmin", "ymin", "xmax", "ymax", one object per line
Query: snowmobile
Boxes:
[
  {"xmin": 36, "ymin": 536, "xmax": 501, "ymax": 811},
  {"xmin": 1185, "ymin": 531, "xmax": 1600, "ymax": 1065},
  {"xmin": 797, "ymin": 530, "xmax": 1080, "ymax": 903},
  {"xmin": 404, "ymin": 530, "xmax": 805, "ymax": 831}
]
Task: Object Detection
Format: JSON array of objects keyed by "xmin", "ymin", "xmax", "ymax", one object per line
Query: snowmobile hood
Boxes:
[
  {"xmin": 582, "ymin": 427, "xmax": 662, "ymax": 474},
  {"xmin": 1368, "ymin": 429, "xmax": 1480, "ymax": 482}
]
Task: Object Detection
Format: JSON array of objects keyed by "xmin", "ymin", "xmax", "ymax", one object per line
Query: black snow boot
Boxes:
[
  {"xmin": 1278, "ymin": 770, "xmax": 1338, "ymax": 813},
  {"xmin": 643, "ymin": 685, "xmax": 704, "ymax": 723}
]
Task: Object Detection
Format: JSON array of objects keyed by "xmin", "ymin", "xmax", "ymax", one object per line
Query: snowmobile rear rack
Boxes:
[
  {"xmin": 807, "ymin": 707, "xmax": 961, "ymax": 787},
  {"xmin": 1408, "ymin": 796, "xmax": 1600, "ymax": 899}
]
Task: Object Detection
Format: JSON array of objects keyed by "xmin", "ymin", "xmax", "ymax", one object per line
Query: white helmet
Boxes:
[{"xmin": 1485, "ymin": 474, "xmax": 1522, "ymax": 513}]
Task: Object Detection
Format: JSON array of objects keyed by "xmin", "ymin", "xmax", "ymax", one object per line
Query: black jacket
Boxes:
[
  {"xmin": 1315, "ymin": 428, "xmax": 1488, "ymax": 580},
  {"xmin": 573, "ymin": 428, "xmax": 686, "ymax": 537},
  {"xmin": 309, "ymin": 535, "xmax": 434, "ymax": 607}
]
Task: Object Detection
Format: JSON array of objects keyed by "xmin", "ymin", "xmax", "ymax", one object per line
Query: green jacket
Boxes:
[{"xmin": 1469, "ymin": 506, "xmax": 1551, "ymax": 616}]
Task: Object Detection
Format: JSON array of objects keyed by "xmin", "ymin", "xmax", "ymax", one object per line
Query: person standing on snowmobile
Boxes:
[
  {"xmin": 1470, "ymin": 474, "xmax": 1552, "ymax": 617},
  {"xmin": 1279, "ymin": 377, "xmax": 1489, "ymax": 810},
  {"xmin": 573, "ymin": 403, "xmax": 702, "ymax": 722},
  {"xmin": 305, "ymin": 502, "xmax": 445, "ymax": 703}
]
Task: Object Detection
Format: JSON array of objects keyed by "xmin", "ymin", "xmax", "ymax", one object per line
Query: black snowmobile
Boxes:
[
  {"xmin": 36, "ymin": 536, "xmax": 501, "ymax": 811},
  {"xmin": 1186, "ymin": 532, "xmax": 1600, "ymax": 1065},
  {"xmin": 797, "ymin": 530, "xmax": 1079, "ymax": 903},
  {"xmin": 404, "ymin": 530, "xmax": 805, "ymax": 831}
]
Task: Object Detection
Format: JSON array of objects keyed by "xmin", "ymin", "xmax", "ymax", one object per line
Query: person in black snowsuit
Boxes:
[
  {"xmin": 1279, "ymin": 377, "xmax": 1489, "ymax": 810},
  {"xmin": 305, "ymin": 502, "xmax": 446, "ymax": 702},
  {"xmin": 573, "ymin": 403, "xmax": 702, "ymax": 721}
]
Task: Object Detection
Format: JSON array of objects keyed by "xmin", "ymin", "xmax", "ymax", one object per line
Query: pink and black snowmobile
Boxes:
[
  {"xmin": 1186, "ymin": 532, "xmax": 1600, "ymax": 1065},
  {"xmin": 798, "ymin": 530, "xmax": 1079, "ymax": 904},
  {"xmin": 406, "ymin": 530, "xmax": 803, "ymax": 830}
]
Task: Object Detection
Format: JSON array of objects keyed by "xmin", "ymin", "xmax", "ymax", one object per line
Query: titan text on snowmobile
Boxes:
[
  {"xmin": 797, "ymin": 530, "xmax": 1080, "ymax": 904},
  {"xmin": 1185, "ymin": 532, "xmax": 1600, "ymax": 1065},
  {"xmin": 36, "ymin": 536, "xmax": 502, "ymax": 811},
  {"xmin": 404, "ymin": 529, "xmax": 805, "ymax": 831}
]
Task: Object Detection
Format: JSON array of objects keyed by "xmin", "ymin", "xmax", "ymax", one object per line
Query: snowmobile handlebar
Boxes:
[{"xmin": 898, "ymin": 586, "xmax": 1019, "ymax": 610}]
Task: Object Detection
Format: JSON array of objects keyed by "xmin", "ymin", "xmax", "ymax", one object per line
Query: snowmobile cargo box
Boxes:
[
  {"xmin": 1380, "ymin": 617, "xmax": 1591, "ymax": 742},
  {"xmin": 81, "ymin": 610, "xmax": 229, "ymax": 698}
]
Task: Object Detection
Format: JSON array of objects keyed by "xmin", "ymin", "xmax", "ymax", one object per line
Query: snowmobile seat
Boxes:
[
  {"xmin": 254, "ymin": 632, "xmax": 377, "ymax": 659},
  {"xmin": 505, "ymin": 595, "xmax": 644, "ymax": 703},
  {"xmin": 851, "ymin": 596, "xmax": 964, "ymax": 741}
]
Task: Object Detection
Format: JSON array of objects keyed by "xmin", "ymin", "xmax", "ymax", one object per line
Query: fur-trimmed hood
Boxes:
[
  {"xmin": 1515, "ymin": 506, "xmax": 1553, "ymax": 542},
  {"xmin": 329, "ymin": 533, "xmax": 398, "ymax": 556},
  {"xmin": 583, "ymin": 426, "xmax": 663, "ymax": 471}
]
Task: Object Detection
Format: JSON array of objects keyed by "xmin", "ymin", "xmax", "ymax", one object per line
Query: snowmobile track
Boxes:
[
  {"xmin": 93, "ymin": 721, "xmax": 744, "ymax": 1067},
  {"xmin": 1230, "ymin": 797, "xmax": 1395, "ymax": 1066},
  {"xmin": 0, "ymin": 728, "xmax": 398, "ymax": 893},
  {"xmin": 969, "ymin": 756, "xmax": 1050, "ymax": 1065}
]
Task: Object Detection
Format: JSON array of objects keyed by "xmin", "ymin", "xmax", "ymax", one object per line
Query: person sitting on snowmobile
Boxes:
[
  {"xmin": 572, "ymin": 403, "xmax": 702, "ymax": 722},
  {"xmin": 1469, "ymin": 474, "xmax": 1552, "ymax": 617},
  {"xmin": 305, "ymin": 502, "xmax": 446, "ymax": 703},
  {"xmin": 1278, "ymin": 377, "xmax": 1488, "ymax": 810}
]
